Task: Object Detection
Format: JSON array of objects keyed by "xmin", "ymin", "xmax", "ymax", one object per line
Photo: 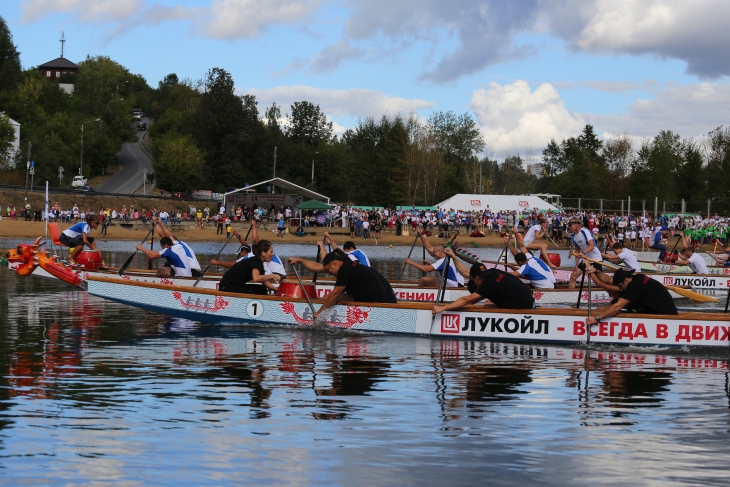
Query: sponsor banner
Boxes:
[
  {"xmin": 431, "ymin": 310, "xmax": 730, "ymax": 346},
  {"xmin": 227, "ymin": 193, "xmax": 304, "ymax": 207},
  {"xmin": 655, "ymin": 274, "xmax": 730, "ymax": 290}
]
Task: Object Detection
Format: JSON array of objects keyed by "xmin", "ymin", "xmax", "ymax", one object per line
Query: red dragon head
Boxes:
[{"xmin": 4, "ymin": 237, "xmax": 45, "ymax": 276}]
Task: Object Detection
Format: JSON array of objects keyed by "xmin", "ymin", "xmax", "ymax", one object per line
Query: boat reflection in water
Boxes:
[{"xmin": 3, "ymin": 274, "xmax": 730, "ymax": 485}]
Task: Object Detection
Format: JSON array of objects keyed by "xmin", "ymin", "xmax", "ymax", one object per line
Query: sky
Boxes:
[{"xmin": 4, "ymin": 0, "xmax": 730, "ymax": 158}]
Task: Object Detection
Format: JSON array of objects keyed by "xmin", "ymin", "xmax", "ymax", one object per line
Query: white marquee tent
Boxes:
[{"xmin": 435, "ymin": 194, "xmax": 559, "ymax": 213}]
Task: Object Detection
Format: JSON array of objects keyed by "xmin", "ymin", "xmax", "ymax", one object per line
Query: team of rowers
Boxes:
[{"xmin": 62, "ymin": 214, "xmax": 730, "ymax": 325}]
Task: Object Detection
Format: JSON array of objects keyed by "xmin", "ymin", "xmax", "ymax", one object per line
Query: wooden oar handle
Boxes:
[{"xmin": 576, "ymin": 253, "xmax": 621, "ymax": 270}]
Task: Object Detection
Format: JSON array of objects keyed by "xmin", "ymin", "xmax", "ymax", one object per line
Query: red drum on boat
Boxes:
[
  {"xmin": 548, "ymin": 253, "xmax": 561, "ymax": 268},
  {"xmin": 76, "ymin": 250, "xmax": 103, "ymax": 270},
  {"xmin": 277, "ymin": 279, "xmax": 317, "ymax": 299}
]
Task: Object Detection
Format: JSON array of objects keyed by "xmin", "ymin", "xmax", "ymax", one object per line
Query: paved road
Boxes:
[{"xmin": 96, "ymin": 119, "xmax": 153, "ymax": 194}]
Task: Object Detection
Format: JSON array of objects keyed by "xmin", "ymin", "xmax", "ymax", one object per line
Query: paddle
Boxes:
[
  {"xmin": 313, "ymin": 236, "xmax": 326, "ymax": 284},
  {"xmin": 193, "ymin": 232, "xmax": 235, "ymax": 287},
  {"xmin": 292, "ymin": 264, "xmax": 317, "ymax": 318},
  {"xmin": 586, "ymin": 264, "xmax": 592, "ymax": 344},
  {"xmin": 148, "ymin": 220, "xmax": 155, "ymax": 270},
  {"xmin": 576, "ymin": 270, "xmax": 585, "ymax": 308},
  {"xmin": 431, "ymin": 255, "xmax": 451, "ymax": 332},
  {"xmin": 119, "ymin": 223, "xmax": 154, "ymax": 276},
  {"xmin": 397, "ymin": 233, "xmax": 420, "ymax": 282},
  {"xmin": 436, "ymin": 256, "xmax": 451, "ymax": 304},
  {"xmin": 422, "ymin": 244, "xmax": 426, "ymax": 277},
  {"xmin": 575, "ymin": 252, "xmax": 719, "ymax": 303}
]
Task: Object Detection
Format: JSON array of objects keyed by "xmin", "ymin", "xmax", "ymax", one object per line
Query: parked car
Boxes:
[
  {"xmin": 74, "ymin": 185, "xmax": 95, "ymax": 193},
  {"xmin": 171, "ymin": 191, "xmax": 193, "ymax": 200},
  {"xmin": 137, "ymin": 122, "xmax": 147, "ymax": 130},
  {"xmin": 71, "ymin": 175, "xmax": 87, "ymax": 188}
]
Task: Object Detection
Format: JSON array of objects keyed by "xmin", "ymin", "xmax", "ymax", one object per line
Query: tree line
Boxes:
[
  {"xmin": 2, "ymin": 15, "xmax": 728, "ymax": 209},
  {"xmin": 539, "ymin": 124, "xmax": 730, "ymax": 212}
]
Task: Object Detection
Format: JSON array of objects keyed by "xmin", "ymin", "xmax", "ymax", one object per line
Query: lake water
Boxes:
[{"xmin": 1, "ymin": 240, "xmax": 730, "ymax": 485}]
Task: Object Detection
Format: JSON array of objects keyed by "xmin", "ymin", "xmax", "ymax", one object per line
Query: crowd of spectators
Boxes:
[{"xmin": 3, "ymin": 200, "xmax": 728, "ymax": 250}]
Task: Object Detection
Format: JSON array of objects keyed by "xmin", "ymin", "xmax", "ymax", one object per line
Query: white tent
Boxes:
[{"xmin": 435, "ymin": 194, "xmax": 559, "ymax": 213}]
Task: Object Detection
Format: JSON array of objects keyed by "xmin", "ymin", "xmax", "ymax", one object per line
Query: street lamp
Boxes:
[
  {"xmin": 80, "ymin": 119, "xmax": 100, "ymax": 176},
  {"xmin": 311, "ymin": 151, "xmax": 319, "ymax": 186},
  {"xmin": 116, "ymin": 80, "xmax": 128, "ymax": 101}
]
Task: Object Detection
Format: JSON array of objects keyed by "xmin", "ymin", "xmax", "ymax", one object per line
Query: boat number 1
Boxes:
[{"xmin": 246, "ymin": 300, "xmax": 264, "ymax": 319}]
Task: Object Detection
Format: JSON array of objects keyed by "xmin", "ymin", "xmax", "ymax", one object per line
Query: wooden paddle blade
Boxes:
[
  {"xmin": 118, "ymin": 251, "xmax": 137, "ymax": 275},
  {"xmin": 665, "ymin": 285, "xmax": 720, "ymax": 303}
]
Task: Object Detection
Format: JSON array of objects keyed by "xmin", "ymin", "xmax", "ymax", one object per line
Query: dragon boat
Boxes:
[
  {"xmin": 3, "ymin": 239, "xmax": 712, "ymax": 305},
  {"xmin": 4, "ymin": 239, "xmax": 730, "ymax": 348}
]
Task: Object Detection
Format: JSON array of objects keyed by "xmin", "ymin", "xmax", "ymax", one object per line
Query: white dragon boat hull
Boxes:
[{"xmin": 84, "ymin": 276, "xmax": 730, "ymax": 348}]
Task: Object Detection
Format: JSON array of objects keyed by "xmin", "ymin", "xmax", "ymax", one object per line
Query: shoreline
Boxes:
[
  {"xmin": 0, "ymin": 219, "xmax": 512, "ymax": 248},
  {"xmin": 1, "ymin": 219, "xmax": 719, "ymax": 253}
]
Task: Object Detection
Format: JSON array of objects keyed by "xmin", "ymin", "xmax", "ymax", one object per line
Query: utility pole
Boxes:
[
  {"xmin": 311, "ymin": 151, "xmax": 318, "ymax": 186},
  {"xmin": 25, "ymin": 141, "xmax": 31, "ymax": 200},
  {"xmin": 479, "ymin": 158, "xmax": 482, "ymax": 194},
  {"xmin": 272, "ymin": 146, "xmax": 277, "ymax": 194}
]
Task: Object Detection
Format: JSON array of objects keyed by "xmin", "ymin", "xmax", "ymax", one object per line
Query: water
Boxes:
[{"xmin": 2, "ymin": 242, "xmax": 730, "ymax": 485}]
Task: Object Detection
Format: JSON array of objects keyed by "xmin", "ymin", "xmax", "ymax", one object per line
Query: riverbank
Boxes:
[
  {"xmin": 2, "ymin": 219, "xmax": 716, "ymax": 253},
  {"xmin": 0, "ymin": 219, "xmax": 519, "ymax": 248}
]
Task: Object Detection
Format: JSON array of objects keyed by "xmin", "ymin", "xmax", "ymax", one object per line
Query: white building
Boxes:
[
  {"xmin": 1, "ymin": 113, "xmax": 20, "ymax": 168},
  {"xmin": 435, "ymin": 194, "xmax": 559, "ymax": 213}
]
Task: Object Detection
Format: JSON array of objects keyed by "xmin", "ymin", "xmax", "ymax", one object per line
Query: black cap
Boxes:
[
  {"xmin": 237, "ymin": 244, "xmax": 251, "ymax": 254},
  {"xmin": 469, "ymin": 262, "xmax": 490, "ymax": 279},
  {"xmin": 612, "ymin": 268, "xmax": 636, "ymax": 286},
  {"xmin": 323, "ymin": 251, "xmax": 347, "ymax": 266}
]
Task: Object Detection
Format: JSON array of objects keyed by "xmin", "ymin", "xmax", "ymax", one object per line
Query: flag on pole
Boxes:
[{"xmin": 45, "ymin": 181, "xmax": 49, "ymax": 238}]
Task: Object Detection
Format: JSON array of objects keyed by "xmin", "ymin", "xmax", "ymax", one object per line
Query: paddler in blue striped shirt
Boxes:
[{"xmin": 323, "ymin": 232, "xmax": 370, "ymax": 266}]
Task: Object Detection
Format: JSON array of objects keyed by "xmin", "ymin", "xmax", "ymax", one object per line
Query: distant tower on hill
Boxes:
[{"xmin": 38, "ymin": 32, "xmax": 80, "ymax": 81}]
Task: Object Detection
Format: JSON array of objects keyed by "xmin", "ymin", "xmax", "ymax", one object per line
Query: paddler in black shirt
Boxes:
[
  {"xmin": 290, "ymin": 250, "xmax": 397, "ymax": 321},
  {"xmin": 219, "ymin": 240, "xmax": 281, "ymax": 295},
  {"xmin": 432, "ymin": 263, "xmax": 535, "ymax": 315},
  {"xmin": 585, "ymin": 269, "xmax": 677, "ymax": 326}
]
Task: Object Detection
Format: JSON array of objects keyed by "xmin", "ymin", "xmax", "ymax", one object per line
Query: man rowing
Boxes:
[
  {"xmin": 432, "ymin": 263, "xmax": 534, "ymax": 315},
  {"xmin": 209, "ymin": 243, "xmax": 251, "ymax": 268},
  {"xmin": 503, "ymin": 232, "xmax": 556, "ymax": 289},
  {"xmin": 521, "ymin": 218, "xmax": 558, "ymax": 269},
  {"xmin": 288, "ymin": 250, "xmax": 396, "ymax": 321},
  {"xmin": 323, "ymin": 232, "xmax": 370, "ymax": 266},
  {"xmin": 600, "ymin": 241, "xmax": 641, "ymax": 272},
  {"xmin": 585, "ymin": 268, "xmax": 677, "ymax": 327},
  {"xmin": 218, "ymin": 240, "xmax": 281, "ymax": 295},
  {"xmin": 675, "ymin": 241, "xmax": 709, "ymax": 274},
  {"xmin": 709, "ymin": 242, "xmax": 730, "ymax": 267},
  {"xmin": 134, "ymin": 217, "xmax": 201, "ymax": 277},
  {"xmin": 61, "ymin": 215, "xmax": 100, "ymax": 265},
  {"xmin": 403, "ymin": 230, "xmax": 464, "ymax": 287},
  {"xmin": 568, "ymin": 216, "xmax": 603, "ymax": 289}
]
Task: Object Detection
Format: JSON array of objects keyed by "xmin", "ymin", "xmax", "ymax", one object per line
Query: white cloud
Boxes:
[
  {"xmin": 21, "ymin": 0, "xmax": 142, "ymax": 23},
  {"xmin": 242, "ymin": 85, "xmax": 435, "ymax": 119},
  {"xmin": 590, "ymin": 82, "xmax": 730, "ymax": 138},
  {"xmin": 199, "ymin": 0, "xmax": 323, "ymax": 39},
  {"xmin": 469, "ymin": 80, "xmax": 586, "ymax": 155},
  {"xmin": 342, "ymin": 0, "xmax": 540, "ymax": 83},
  {"xmin": 544, "ymin": 0, "xmax": 730, "ymax": 78}
]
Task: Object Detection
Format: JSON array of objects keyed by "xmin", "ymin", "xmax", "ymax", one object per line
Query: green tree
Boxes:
[
  {"xmin": 427, "ymin": 110, "xmax": 485, "ymax": 195},
  {"xmin": 0, "ymin": 113, "xmax": 14, "ymax": 161},
  {"xmin": 152, "ymin": 133, "xmax": 205, "ymax": 192},
  {"xmin": 705, "ymin": 126, "xmax": 730, "ymax": 211},
  {"xmin": 0, "ymin": 16, "xmax": 21, "ymax": 91},
  {"xmin": 286, "ymin": 101, "xmax": 333, "ymax": 147}
]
